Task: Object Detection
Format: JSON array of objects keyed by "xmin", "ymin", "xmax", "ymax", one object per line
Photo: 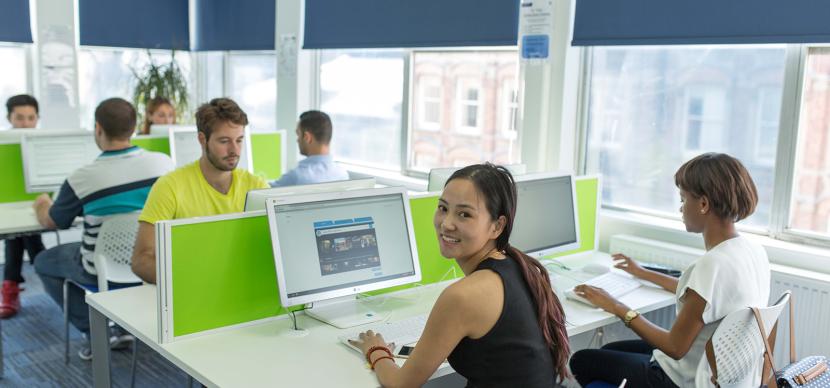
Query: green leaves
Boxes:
[{"xmin": 132, "ymin": 49, "xmax": 190, "ymax": 125}]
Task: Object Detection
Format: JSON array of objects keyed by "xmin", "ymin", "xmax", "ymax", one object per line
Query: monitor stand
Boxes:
[{"xmin": 305, "ymin": 296, "xmax": 383, "ymax": 329}]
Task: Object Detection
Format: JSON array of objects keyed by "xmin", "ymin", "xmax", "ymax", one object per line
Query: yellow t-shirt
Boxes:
[{"xmin": 139, "ymin": 161, "xmax": 269, "ymax": 224}]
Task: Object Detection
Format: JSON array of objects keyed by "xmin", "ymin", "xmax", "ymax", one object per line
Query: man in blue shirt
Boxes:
[{"xmin": 271, "ymin": 110, "xmax": 349, "ymax": 187}]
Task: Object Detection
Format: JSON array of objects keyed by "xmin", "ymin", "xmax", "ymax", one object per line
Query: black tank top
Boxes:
[{"xmin": 446, "ymin": 257, "xmax": 557, "ymax": 388}]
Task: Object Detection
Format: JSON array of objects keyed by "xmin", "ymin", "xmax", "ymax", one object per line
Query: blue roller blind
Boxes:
[
  {"xmin": 193, "ymin": 0, "xmax": 276, "ymax": 51},
  {"xmin": 0, "ymin": 0, "xmax": 33, "ymax": 43},
  {"xmin": 304, "ymin": 0, "xmax": 520, "ymax": 49},
  {"xmin": 79, "ymin": 0, "xmax": 189, "ymax": 49},
  {"xmin": 573, "ymin": 0, "xmax": 830, "ymax": 46}
]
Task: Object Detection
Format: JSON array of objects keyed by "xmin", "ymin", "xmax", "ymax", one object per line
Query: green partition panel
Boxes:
[
  {"xmin": 0, "ymin": 143, "xmax": 39, "ymax": 203},
  {"xmin": 251, "ymin": 132, "xmax": 283, "ymax": 180},
  {"xmin": 167, "ymin": 176, "xmax": 599, "ymax": 337},
  {"xmin": 133, "ymin": 136, "xmax": 170, "ymax": 155},
  {"xmin": 170, "ymin": 215, "xmax": 282, "ymax": 337},
  {"xmin": 549, "ymin": 176, "xmax": 599, "ymax": 258}
]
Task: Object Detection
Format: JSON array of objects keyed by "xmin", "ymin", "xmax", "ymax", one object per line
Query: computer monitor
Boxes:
[
  {"xmin": 168, "ymin": 126, "xmax": 253, "ymax": 172},
  {"xmin": 266, "ymin": 187, "xmax": 421, "ymax": 329},
  {"xmin": 20, "ymin": 131, "xmax": 101, "ymax": 193},
  {"xmin": 511, "ymin": 173, "xmax": 580, "ymax": 258},
  {"xmin": 148, "ymin": 124, "xmax": 197, "ymax": 136},
  {"xmin": 427, "ymin": 163, "xmax": 527, "ymax": 192},
  {"xmin": 244, "ymin": 178, "xmax": 376, "ymax": 212}
]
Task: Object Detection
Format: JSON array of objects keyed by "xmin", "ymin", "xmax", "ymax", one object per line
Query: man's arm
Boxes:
[
  {"xmin": 33, "ymin": 193, "xmax": 57, "ymax": 229},
  {"xmin": 132, "ymin": 221, "xmax": 157, "ymax": 284}
]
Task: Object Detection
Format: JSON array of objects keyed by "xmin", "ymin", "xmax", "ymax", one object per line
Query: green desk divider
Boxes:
[
  {"xmin": 163, "ymin": 175, "xmax": 600, "ymax": 339},
  {"xmin": 250, "ymin": 132, "xmax": 283, "ymax": 180},
  {"xmin": 0, "ymin": 143, "xmax": 39, "ymax": 203},
  {"xmin": 133, "ymin": 136, "xmax": 171, "ymax": 155},
  {"xmin": 169, "ymin": 214, "xmax": 281, "ymax": 337}
]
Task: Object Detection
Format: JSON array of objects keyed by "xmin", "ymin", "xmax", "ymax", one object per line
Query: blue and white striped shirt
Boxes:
[{"xmin": 49, "ymin": 146, "xmax": 174, "ymax": 275}]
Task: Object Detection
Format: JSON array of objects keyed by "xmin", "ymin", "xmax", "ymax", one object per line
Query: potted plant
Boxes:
[{"xmin": 131, "ymin": 50, "xmax": 189, "ymax": 126}]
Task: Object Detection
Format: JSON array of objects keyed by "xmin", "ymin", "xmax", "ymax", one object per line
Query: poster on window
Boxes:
[{"xmin": 519, "ymin": 0, "xmax": 554, "ymax": 65}]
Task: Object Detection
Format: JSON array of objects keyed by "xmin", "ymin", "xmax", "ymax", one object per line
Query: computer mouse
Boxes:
[{"xmin": 580, "ymin": 263, "xmax": 610, "ymax": 275}]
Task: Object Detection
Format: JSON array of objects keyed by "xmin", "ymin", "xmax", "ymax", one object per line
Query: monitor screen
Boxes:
[
  {"xmin": 511, "ymin": 173, "xmax": 580, "ymax": 257},
  {"xmin": 267, "ymin": 187, "xmax": 421, "ymax": 307},
  {"xmin": 244, "ymin": 178, "xmax": 376, "ymax": 211},
  {"xmin": 21, "ymin": 131, "xmax": 101, "ymax": 193},
  {"xmin": 428, "ymin": 164, "xmax": 527, "ymax": 192},
  {"xmin": 168, "ymin": 126, "xmax": 252, "ymax": 172}
]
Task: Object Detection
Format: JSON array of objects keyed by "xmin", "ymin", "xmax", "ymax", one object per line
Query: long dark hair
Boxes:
[{"xmin": 446, "ymin": 163, "xmax": 571, "ymax": 381}]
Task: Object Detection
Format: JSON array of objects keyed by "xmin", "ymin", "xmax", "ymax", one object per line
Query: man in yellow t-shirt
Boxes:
[{"xmin": 131, "ymin": 98, "xmax": 268, "ymax": 283}]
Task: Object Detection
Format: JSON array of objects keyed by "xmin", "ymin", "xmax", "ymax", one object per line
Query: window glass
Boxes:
[
  {"xmin": 320, "ymin": 49, "xmax": 405, "ymax": 170},
  {"xmin": 78, "ymin": 48, "xmax": 192, "ymax": 130},
  {"xmin": 409, "ymin": 51, "xmax": 519, "ymax": 172},
  {"xmin": 790, "ymin": 47, "xmax": 830, "ymax": 235},
  {"xmin": 0, "ymin": 45, "xmax": 29, "ymax": 129},
  {"xmin": 584, "ymin": 46, "xmax": 787, "ymax": 227},
  {"xmin": 227, "ymin": 52, "xmax": 276, "ymax": 132}
]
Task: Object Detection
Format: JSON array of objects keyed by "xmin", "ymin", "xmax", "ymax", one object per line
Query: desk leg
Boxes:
[{"xmin": 89, "ymin": 305, "xmax": 111, "ymax": 388}]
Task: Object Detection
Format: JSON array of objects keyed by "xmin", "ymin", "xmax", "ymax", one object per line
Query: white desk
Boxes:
[
  {"xmin": 86, "ymin": 251, "xmax": 676, "ymax": 388},
  {"xmin": 0, "ymin": 200, "xmax": 81, "ymax": 239}
]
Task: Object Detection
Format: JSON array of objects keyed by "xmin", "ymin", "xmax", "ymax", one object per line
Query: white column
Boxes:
[
  {"xmin": 518, "ymin": 0, "xmax": 581, "ymax": 173},
  {"xmin": 275, "ymin": 0, "xmax": 314, "ymax": 169},
  {"xmin": 32, "ymin": 0, "xmax": 81, "ymax": 129}
]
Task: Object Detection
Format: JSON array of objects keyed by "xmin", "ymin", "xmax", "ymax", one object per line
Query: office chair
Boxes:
[
  {"xmin": 63, "ymin": 212, "xmax": 142, "ymax": 387},
  {"xmin": 705, "ymin": 291, "xmax": 791, "ymax": 387}
]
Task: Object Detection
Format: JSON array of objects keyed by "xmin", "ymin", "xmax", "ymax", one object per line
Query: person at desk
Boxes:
[
  {"xmin": 131, "ymin": 98, "xmax": 269, "ymax": 284},
  {"xmin": 351, "ymin": 163, "xmax": 571, "ymax": 387},
  {"xmin": 32, "ymin": 98, "xmax": 174, "ymax": 359},
  {"xmin": 1, "ymin": 94, "xmax": 45, "ymax": 318},
  {"xmin": 140, "ymin": 96, "xmax": 176, "ymax": 135},
  {"xmin": 270, "ymin": 110, "xmax": 349, "ymax": 187},
  {"xmin": 569, "ymin": 153, "xmax": 771, "ymax": 388}
]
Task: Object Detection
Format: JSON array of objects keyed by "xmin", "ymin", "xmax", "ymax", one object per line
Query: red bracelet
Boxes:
[
  {"xmin": 365, "ymin": 346, "xmax": 392, "ymax": 364},
  {"xmin": 371, "ymin": 355, "xmax": 395, "ymax": 370}
]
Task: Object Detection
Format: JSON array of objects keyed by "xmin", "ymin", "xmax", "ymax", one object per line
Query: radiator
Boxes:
[{"xmin": 609, "ymin": 234, "xmax": 830, "ymax": 364}]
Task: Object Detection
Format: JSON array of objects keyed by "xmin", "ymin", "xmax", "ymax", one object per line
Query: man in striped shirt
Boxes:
[{"xmin": 32, "ymin": 98, "xmax": 174, "ymax": 358}]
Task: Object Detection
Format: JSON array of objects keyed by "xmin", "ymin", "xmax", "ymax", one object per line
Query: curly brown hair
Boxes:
[{"xmin": 195, "ymin": 98, "xmax": 248, "ymax": 140}]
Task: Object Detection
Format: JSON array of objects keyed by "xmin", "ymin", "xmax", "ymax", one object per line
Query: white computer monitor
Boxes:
[
  {"xmin": 167, "ymin": 126, "xmax": 253, "ymax": 172},
  {"xmin": 244, "ymin": 178, "xmax": 376, "ymax": 212},
  {"xmin": 427, "ymin": 163, "xmax": 527, "ymax": 192},
  {"xmin": 266, "ymin": 187, "xmax": 421, "ymax": 329},
  {"xmin": 148, "ymin": 124, "xmax": 197, "ymax": 136},
  {"xmin": 20, "ymin": 131, "xmax": 101, "ymax": 193},
  {"xmin": 511, "ymin": 172, "xmax": 580, "ymax": 258}
]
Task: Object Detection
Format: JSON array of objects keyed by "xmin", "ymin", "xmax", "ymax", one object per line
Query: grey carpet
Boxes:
[{"xmin": 0, "ymin": 264, "xmax": 191, "ymax": 387}]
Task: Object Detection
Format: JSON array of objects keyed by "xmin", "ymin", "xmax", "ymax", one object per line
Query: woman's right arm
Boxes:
[{"xmin": 613, "ymin": 254, "xmax": 679, "ymax": 293}]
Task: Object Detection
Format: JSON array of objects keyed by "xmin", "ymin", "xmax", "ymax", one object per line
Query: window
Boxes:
[
  {"xmin": 790, "ymin": 47, "xmax": 830, "ymax": 236},
  {"xmin": 456, "ymin": 78, "xmax": 482, "ymax": 133},
  {"xmin": 584, "ymin": 46, "xmax": 787, "ymax": 228},
  {"xmin": 415, "ymin": 76, "xmax": 442, "ymax": 130},
  {"xmin": 500, "ymin": 80, "xmax": 519, "ymax": 137},
  {"xmin": 408, "ymin": 51, "xmax": 519, "ymax": 172},
  {"xmin": 754, "ymin": 87, "xmax": 781, "ymax": 164},
  {"xmin": 320, "ymin": 49, "xmax": 405, "ymax": 170},
  {"xmin": 227, "ymin": 52, "xmax": 277, "ymax": 132},
  {"xmin": 78, "ymin": 48, "xmax": 193, "ymax": 130},
  {"xmin": 0, "ymin": 44, "xmax": 29, "ymax": 128}
]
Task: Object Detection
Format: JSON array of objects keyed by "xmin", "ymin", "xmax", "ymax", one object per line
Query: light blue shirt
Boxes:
[{"xmin": 270, "ymin": 154, "xmax": 350, "ymax": 187}]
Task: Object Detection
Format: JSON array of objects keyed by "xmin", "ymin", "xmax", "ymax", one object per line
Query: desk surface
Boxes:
[
  {"xmin": 0, "ymin": 200, "xmax": 82, "ymax": 239},
  {"xmin": 86, "ymin": 251, "xmax": 676, "ymax": 388}
]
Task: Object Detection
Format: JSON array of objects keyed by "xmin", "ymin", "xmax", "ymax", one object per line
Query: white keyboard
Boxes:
[
  {"xmin": 565, "ymin": 272, "xmax": 642, "ymax": 306},
  {"xmin": 339, "ymin": 315, "xmax": 428, "ymax": 353}
]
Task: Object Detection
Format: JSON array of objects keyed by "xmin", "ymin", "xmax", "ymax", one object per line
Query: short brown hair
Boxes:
[
  {"xmin": 195, "ymin": 98, "xmax": 248, "ymax": 140},
  {"xmin": 94, "ymin": 98, "xmax": 137, "ymax": 140},
  {"xmin": 298, "ymin": 110, "xmax": 333, "ymax": 144},
  {"xmin": 674, "ymin": 153, "xmax": 758, "ymax": 222}
]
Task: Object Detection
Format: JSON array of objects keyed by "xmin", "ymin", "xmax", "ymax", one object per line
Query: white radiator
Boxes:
[{"xmin": 609, "ymin": 234, "xmax": 830, "ymax": 364}]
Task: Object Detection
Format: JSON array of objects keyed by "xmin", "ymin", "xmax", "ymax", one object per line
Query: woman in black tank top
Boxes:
[{"xmin": 349, "ymin": 164, "xmax": 571, "ymax": 387}]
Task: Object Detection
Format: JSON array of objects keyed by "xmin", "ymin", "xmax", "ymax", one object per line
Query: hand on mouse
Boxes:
[{"xmin": 612, "ymin": 254, "xmax": 644, "ymax": 278}]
